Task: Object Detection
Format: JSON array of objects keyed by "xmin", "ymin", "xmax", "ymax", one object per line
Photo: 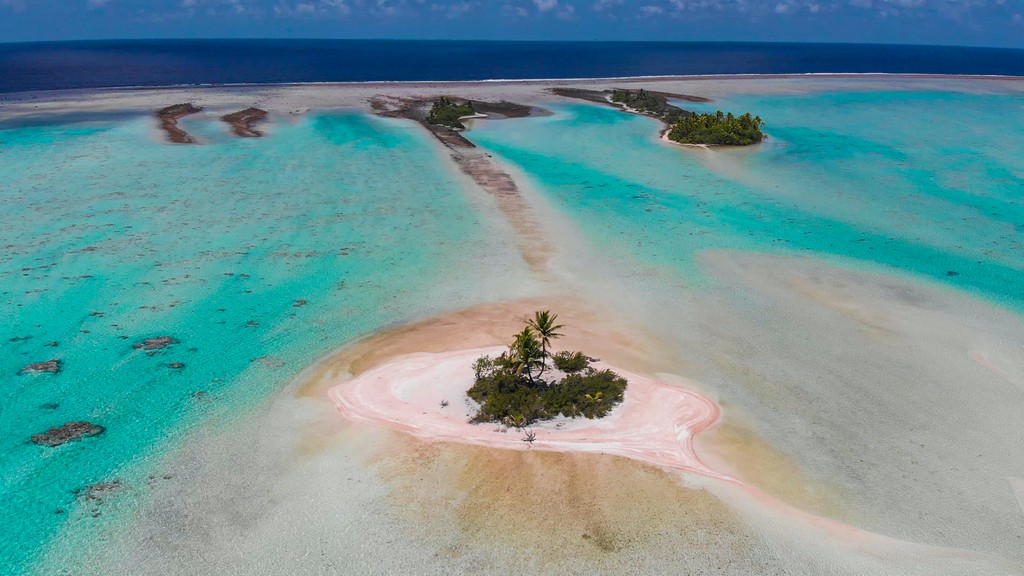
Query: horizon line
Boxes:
[{"xmin": 3, "ymin": 38, "xmax": 1024, "ymax": 52}]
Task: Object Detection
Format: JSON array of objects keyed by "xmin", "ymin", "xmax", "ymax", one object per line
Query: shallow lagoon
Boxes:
[
  {"xmin": 0, "ymin": 112, "xmax": 521, "ymax": 572},
  {"xmin": 468, "ymin": 94, "xmax": 1024, "ymax": 307},
  {"xmin": 2, "ymin": 85, "xmax": 1024, "ymax": 574}
]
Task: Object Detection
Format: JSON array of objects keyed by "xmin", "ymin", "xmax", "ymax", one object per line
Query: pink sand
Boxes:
[
  {"xmin": 328, "ymin": 347, "xmax": 733, "ymax": 482},
  {"xmin": 327, "ymin": 347, "xmax": 1023, "ymax": 563}
]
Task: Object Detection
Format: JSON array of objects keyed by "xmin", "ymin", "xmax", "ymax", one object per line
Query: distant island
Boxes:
[
  {"xmin": 426, "ymin": 96, "xmax": 478, "ymax": 130},
  {"xmin": 555, "ymin": 87, "xmax": 765, "ymax": 147},
  {"xmin": 609, "ymin": 88, "xmax": 688, "ymax": 123},
  {"xmin": 668, "ymin": 109, "xmax": 765, "ymax": 146},
  {"xmin": 468, "ymin": 311, "xmax": 627, "ymax": 428}
]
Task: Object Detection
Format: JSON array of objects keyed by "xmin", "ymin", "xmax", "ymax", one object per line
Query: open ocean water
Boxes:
[{"xmin": 1, "ymin": 39, "xmax": 1024, "ymax": 93}]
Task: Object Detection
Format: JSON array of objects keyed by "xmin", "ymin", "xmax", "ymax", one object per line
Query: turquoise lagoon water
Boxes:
[
  {"xmin": 0, "ymin": 112, "xmax": 512, "ymax": 573},
  {"xmin": 469, "ymin": 93, "xmax": 1024, "ymax": 308},
  {"xmin": 3, "ymin": 88, "xmax": 1024, "ymax": 574}
]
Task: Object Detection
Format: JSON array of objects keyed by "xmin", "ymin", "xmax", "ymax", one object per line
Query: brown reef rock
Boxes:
[
  {"xmin": 157, "ymin": 103, "xmax": 202, "ymax": 144},
  {"xmin": 221, "ymin": 107, "xmax": 269, "ymax": 137},
  {"xmin": 31, "ymin": 421, "xmax": 106, "ymax": 447},
  {"xmin": 133, "ymin": 336, "xmax": 180, "ymax": 351},
  {"xmin": 19, "ymin": 359, "xmax": 61, "ymax": 375}
]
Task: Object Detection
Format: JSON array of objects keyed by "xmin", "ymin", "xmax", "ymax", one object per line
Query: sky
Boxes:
[{"xmin": 1, "ymin": 0, "xmax": 1022, "ymax": 47}]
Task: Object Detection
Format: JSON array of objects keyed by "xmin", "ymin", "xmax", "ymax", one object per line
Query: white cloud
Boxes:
[
  {"xmin": 274, "ymin": 0, "xmax": 350, "ymax": 15},
  {"xmin": 431, "ymin": 0, "xmax": 477, "ymax": 17},
  {"xmin": 501, "ymin": 2, "xmax": 530, "ymax": 17},
  {"xmin": 533, "ymin": 0, "xmax": 558, "ymax": 11},
  {"xmin": 88, "ymin": 0, "xmax": 113, "ymax": 8},
  {"xmin": 592, "ymin": 0, "xmax": 623, "ymax": 11},
  {"xmin": 178, "ymin": 0, "xmax": 256, "ymax": 14}
]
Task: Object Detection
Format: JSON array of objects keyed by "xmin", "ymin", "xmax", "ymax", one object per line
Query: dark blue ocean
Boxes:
[{"xmin": 1, "ymin": 39, "xmax": 1023, "ymax": 93}]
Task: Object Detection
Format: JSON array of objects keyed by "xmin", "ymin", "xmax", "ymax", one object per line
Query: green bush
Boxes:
[
  {"xmin": 551, "ymin": 350, "xmax": 593, "ymax": 374},
  {"xmin": 427, "ymin": 97, "xmax": 476, "ymax": 129},
  {"xmin": 667, "ymin": 110, "xmax": 764, "ymax": 146}
]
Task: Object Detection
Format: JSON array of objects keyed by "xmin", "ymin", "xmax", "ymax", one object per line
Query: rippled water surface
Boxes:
[{"xmin": 0, "ymin": 112, "xmax": 507, "ymax": 572}]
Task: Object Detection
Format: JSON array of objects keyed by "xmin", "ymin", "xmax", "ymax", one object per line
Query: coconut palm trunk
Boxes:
[{"xmin": 528, "ymin": 310, "xmax": 564, "ymax": 379}]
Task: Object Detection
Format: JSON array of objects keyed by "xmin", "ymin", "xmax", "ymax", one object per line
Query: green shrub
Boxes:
[
  {"xmin": 610, "ymin": 89, "xmax": 685, "ymax": 123},
  {"xmin": 427, "ymin": 97, "xmax": 476, "ymax": 129},
  {"xmin": 551, "ymin": 350, "xmax": 593, "ymax": 374}
]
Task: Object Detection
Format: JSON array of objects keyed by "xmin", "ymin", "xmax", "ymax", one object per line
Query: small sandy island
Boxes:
[{"xmin": 329, "ymin": 346, "xmax": 731, "ymax": 481}]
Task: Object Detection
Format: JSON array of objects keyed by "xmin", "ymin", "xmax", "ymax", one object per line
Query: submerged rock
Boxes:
[
  {"xmin": 77, "ymin": 480, "xmax": 123, "ymax": 502},
  {"xmin": 133, "ymin": 336, "xmax": 180, "ymax": 351},
  {"xmin": 31, "ymin": 421, "xmax": 105, "ymax": 447},
  {"xmin": 167, "ymin": 362, "xmax": 185, "ymax": 369},
  {"xmin": 19, "ymin": 359, "xmax": 61, "ymax": 375}
]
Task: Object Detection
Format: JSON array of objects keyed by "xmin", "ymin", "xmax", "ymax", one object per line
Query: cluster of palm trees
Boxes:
[{"xmin": 506, "ymin": 310, "xmax": 564, "ymax": 384}]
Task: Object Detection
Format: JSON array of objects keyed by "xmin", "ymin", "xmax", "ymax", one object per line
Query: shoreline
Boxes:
[
  {"xmin": 3, "ymin": 71, "xmax": 1024, "ymax": 99},
  {"xmin": 3, "ymin": 73, "xmax": 1024, "ymax": 115},
  {"xmin": 317, "ymin": 312, "xmax": 1024, "ymax": 573},
  {"xmin": 328, "ymin": 346, "xmax": 728, "ymax": 479}
]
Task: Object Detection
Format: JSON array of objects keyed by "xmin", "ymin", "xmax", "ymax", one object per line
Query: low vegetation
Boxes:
[
  {"xmin": 609, "ymin": 89, "xmax": 765, "ymax": 146},
  {"xmin": 467, "ymin": 311, "xmax": 628, "ymax": 427},
  {"xmin": 426, "ymin": 96, "xmax": 476, "ymax": 129},
  {"xmin": 667, "ymin": 110, "xmax": 765, "ymax": 146},
  {"xmin": 610, "ymin": 88, "xmax": 685, "ymax": 123}
]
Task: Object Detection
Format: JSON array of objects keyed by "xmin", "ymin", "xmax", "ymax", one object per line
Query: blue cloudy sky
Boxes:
[{"xmin": 1, "ymin": 0, "xmax": 1022, "ymax": 47}]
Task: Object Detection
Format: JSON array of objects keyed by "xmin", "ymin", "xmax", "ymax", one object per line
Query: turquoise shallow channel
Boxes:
[
  {"xmin": 469, "ymin": 93, "xmax": 1024, "ymax": 307},
  {"xmin": 0, "ymin": 112, "xmax": 508, "ymax": 573},
  {"xmin": 1, "ymin": 87, "xmax": 1024, "ymax": 573}
]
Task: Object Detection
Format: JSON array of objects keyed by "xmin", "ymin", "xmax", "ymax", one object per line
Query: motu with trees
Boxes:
[{"xmin": 467, "ymin": 311, "xmax": 628, "ymax": 427}]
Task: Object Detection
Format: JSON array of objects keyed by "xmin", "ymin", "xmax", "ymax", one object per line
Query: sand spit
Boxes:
[
  {"xmin": 366, "ymin": 93, "xmax": 556, "ymax": 273},
  {"xmin": 329, "ymin": 347, "xmax": 726, "ymax": 479},
  {"xmin": 319, "ymin": 303, "xmax": 1023, "ymax": 574},
  {"xmin": 220, "ymin": 107, "xmax": 268, "ymax": 137},
  {"xmin": 448, "ymin": 152, "xmax": 553, "ymax": 272},
  {"xmin": 155, "ymin": 103, "xmax": 201, "ymax": 143}
]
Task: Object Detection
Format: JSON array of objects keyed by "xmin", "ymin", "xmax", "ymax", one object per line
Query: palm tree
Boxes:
[
  {"xmin": 528, "ymin": 310, "xmax": 564, "ymax": 376},
  {"xmin": 509, "ymin": 327, "xmax": 544, "ymax": 384}
]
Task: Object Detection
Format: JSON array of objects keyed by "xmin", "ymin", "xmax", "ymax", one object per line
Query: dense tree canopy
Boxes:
[{"xmin": 667, "ymin": 110, "xmax": 765, "ymax": 146}]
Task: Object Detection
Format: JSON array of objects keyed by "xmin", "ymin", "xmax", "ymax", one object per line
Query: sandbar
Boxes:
[{"xmin": 329, "ymin": 346, "xmax": 727, "ymax": 480}]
